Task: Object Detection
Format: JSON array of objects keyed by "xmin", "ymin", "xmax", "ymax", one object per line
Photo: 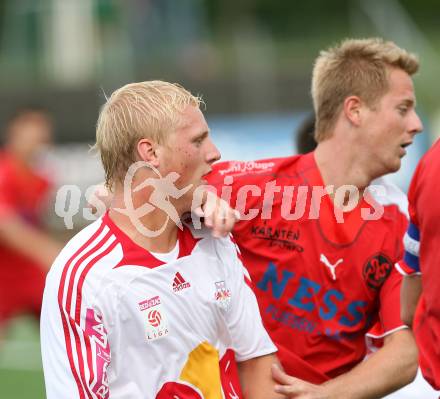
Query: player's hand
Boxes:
[
  {"xmin": 272, "ymin": 364, "xmax": 331, "ymax": 399},
  {"xmin": 193, "ymin": 190, "xmax": 240, "ymax": 238}
]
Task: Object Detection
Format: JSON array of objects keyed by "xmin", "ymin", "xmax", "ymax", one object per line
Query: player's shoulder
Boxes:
[
  {"xmin": 406, "ymin": 140, "xmax": 440, "ymax": 219},
  {"xmin": 422, "ymin": 138, "xmax": 440, "ymax": 164},
  {"xmin": 368, "ymin": 176, "xmax": 408, "ymax": 219},
  {"xmin": 210, "ymin": 154, "xmax": 302, "ymax": 181},
  {"xmin": 413, "ymin": 138, "xmax": 440, "ymax": 185},
  {"xmin": 49, "ymin": 216, "xmax": 118, "ymax": 282}
]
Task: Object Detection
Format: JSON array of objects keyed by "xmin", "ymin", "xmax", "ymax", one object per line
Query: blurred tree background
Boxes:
[{"xmin": 0, "ymin": 0, "xmax": 439, "ymax": 142}]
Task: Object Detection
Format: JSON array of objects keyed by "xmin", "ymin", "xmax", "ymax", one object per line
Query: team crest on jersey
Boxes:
[
  {"xmin": 363, "ymin": 253, "xmax": 393, "ymax": 290},
  {"xmin": 214, "ymin": 281, "xmax": 231, "ymax": 310},
  {"xmin": 138, "ymin": 295, "xmax": 169, "ymax": 341}
]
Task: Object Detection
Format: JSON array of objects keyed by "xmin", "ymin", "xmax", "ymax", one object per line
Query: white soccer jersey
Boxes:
[{"xmin": 41, "ymin": 212, "xmax": 276, "ymax": 399}]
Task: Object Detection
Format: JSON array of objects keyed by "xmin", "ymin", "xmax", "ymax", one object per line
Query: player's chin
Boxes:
[{"xmin": 387, "ymin": 158, "xmax": 402, "ymax": 173}]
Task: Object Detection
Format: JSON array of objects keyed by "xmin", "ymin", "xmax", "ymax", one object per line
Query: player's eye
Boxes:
[
  {"xmin": 398, "ymin": 106, "xmax": 408, "ymax": 115},
  {"xmin": 193, "ymin": 132, "xmax": 208, "ymax": 146},
  {"xmin": 193, "ymin": 137, "xmax": 204, "ymax": 146}
]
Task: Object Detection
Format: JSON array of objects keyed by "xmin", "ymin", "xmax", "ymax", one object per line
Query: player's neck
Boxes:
[
  {"xmin": 109, "ymin": 189, "xmax": 180, "ymax": 253},
  {"xmin": 314, "ymin": 139, "xmax": 374, "ymax": 194}
]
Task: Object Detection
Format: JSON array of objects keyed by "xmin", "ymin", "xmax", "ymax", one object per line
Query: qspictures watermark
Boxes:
[{"xmin": 55, "ymin": 162, "xmax": 387, "ymax": 237}]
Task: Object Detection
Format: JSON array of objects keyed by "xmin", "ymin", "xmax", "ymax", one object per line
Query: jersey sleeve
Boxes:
[
  {"xmin": 375, "ymin": 211, "xmax": 408, "ymax": 336},
  {"xmin": 41, "ymin": 260, "xmax": 112, "ymax": 399},
  {"xmin": 377, "ymin": 267, "xmax": 407, "ymax": 335},
  {"xmin": 219, "ymin": 236, "xmax": 277, "ymax": 362},
  {"xmin": 366, "ymin": 263, "xmax": 407, "ymax": 342}
]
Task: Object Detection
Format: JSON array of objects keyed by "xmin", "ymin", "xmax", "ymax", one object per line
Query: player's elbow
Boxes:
[
  {"xmin": 385, "ymin": 330, "xmax": 419, "ymax": 388},
  {"xmin": 399, "ymin": 338, "xmax": 419, "ymax": 385}
]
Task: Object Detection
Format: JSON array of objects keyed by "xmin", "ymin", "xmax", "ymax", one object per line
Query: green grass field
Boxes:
[
  {"xmin": 2, "ymin": 317, "xmax": 437, "ymax": 399},
  {"xmin": 0, "ymin": 317, "xmax": 45, "ymax": 399}
]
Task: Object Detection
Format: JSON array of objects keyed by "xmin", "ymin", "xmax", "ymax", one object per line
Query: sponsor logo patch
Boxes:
[
  {"xmin": 218, "ymin": 161, "xmax": 275, "ymax": 176},
  {"xmin": 250, "ymin": 222, "xmax": 303, "ymax": 253},
  {"xmin": 172, "ymin": 272, "xmax": 191, "ymax": 293},
  {"xmin": 85, "ymin": 308, "xmax": 110, "ymax": 397},
  {"xmin": 320, "ymin": 253, "xmax": 344, "ymax": 280},
  {"xmin": 139, "ymin": 295, "xmax": 169, "ymax": 341}
]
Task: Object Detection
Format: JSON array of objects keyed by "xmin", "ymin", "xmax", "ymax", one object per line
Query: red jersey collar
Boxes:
[{"xmin": 298, "ymin": 152, "xmax": 375, "ymax": 245}]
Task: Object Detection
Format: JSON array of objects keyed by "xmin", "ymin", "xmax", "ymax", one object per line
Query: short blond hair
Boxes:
[
  {"xmin": 312, "ymin": 38, "xmax": 419, "ymax": 142},
  {"xmin": 95, "ymin": 81, "xmax": 202, "ymax": 188}
]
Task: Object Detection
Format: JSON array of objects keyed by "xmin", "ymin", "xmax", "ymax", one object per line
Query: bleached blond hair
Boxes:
[
  {"xmin": 312, "ymin": 38, "xmax": 419, "ymax": 142},
  {"xmin": 95, "ymin": 80, "xmax": 202, "ymax": 188}
]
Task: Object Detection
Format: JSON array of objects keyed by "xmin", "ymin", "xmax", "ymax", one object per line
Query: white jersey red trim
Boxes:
[{"xmin": 41, "ymin": 212, "xmax": 275, "ymax": 398}]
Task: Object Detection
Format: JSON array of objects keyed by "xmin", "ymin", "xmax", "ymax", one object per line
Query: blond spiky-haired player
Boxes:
[{"xmin": 40, "ymin": 81, "xmax": 281, "ymax": 398}]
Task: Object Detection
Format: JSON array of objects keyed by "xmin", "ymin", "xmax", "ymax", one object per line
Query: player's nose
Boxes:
[
  {"xmin": 409, "ymin": 110, "xmax": 423, "ymax": 135},
  {"xmin": 206, "ymin": 139, "xmax": 221, "ymax": 164}
]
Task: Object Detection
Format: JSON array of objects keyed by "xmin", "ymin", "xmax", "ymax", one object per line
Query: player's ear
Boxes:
[
  {"xmin": 343, "ymin": 96, "xmax": 363, "ymax": 127},
  {"xmin": 137, "ymin": 138, "xmax": 160, "ymax": 168}
]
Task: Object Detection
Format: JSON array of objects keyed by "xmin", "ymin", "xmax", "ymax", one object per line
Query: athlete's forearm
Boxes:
[
  {"xmin": 322, "ymin": 329, "xmax": 418, "ymax": 399},
  {"xmin": 238, "ymin": 353, "xmax": 283, "ymax": 399}
]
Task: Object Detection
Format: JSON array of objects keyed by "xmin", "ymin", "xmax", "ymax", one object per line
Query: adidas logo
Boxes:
[{"xmin": 172, "ymin": 272, "xmax": 191, "ymax": 292}]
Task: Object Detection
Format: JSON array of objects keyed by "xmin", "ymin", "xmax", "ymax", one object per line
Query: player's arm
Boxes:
[
  {"xmin": 401, "ymin": 274, "xmax": 422, "ymax": 327},
  {"xmin": 324, "ymin": 328, "xmax": 417, "ymax": 398},
  {"xmin": 274, "ymin": 264, "xmax": 418, "ymax": 398},
  {"xmin": 41, "ymin": 270, "xmax": 111, "ymax": 398},
  {"xmin": 320, "ymin": 246, "xmax": 419, "ymax": 398},
  {"xmin": 238, "ymin": 354, "xmax": 284, "ymax": 399},
  {"xmin": 0, "ymin": 215, "xmax": 62, "ymax": 270},
  {"xmin": 321, "ymin": 223, "xmax": 417, "ymax": 398},
  {"xmin": 222, "ymin": 237, "xmax": 281, "ymax": 398},
  {"xmin": 271, "ymin": 329, "xmax": 417, "ymax": 399}
]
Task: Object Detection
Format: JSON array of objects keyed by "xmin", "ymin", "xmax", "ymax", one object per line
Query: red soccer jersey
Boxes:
[
  {"xmin": 207, "ymin": 152, "xmax": 407, "ymax": 383},
  {"xmin": 0, "ymin": 151, "xmax": 51, "ymax": 322},
  {"xmin": 397, "ymin": 139, "xmax": 440, "ymax": 390}
]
